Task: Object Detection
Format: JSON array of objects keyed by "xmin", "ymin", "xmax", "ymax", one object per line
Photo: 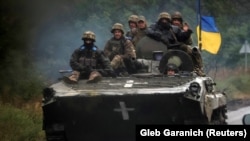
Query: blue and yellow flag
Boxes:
[{"xmin": 197, "ymin": 16, "xmax": 221, "ymax": 54}]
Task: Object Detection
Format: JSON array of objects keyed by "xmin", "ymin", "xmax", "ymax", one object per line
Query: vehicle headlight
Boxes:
[{"xmin": 189, "ymin": 82, "xmax": 201, "ymax": 97}]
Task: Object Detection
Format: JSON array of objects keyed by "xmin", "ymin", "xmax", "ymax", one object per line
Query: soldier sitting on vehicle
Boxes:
[
  {"xmin": 146, "ymin": 12, "xmax": 205, "ymax": 76},
  {"xmin": 63, "ymin": 31, "xmax": 115, "ymax": 84},
  {"xmin": 132, "ymin": 15, "xmax": 148, "ymax": 47},
  {"xmin": 104, "ymin": 23, "xmax": 148, "ymax": 76},
  {"xmin": 171, "ymin": 11, "xmax": 204, "ymax": 76},
  {"xmin": 126, "ymin": 14, "xmax": 139, "ymax": 41},
  {"xmin": 171, "ymin": 11, "xmax": 193, "ymax": 46}
]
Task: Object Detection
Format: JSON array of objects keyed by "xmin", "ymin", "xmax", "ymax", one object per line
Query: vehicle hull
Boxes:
[{"xmin": 43, "ymin": 92, "xmax": 207, "ymax": 141}]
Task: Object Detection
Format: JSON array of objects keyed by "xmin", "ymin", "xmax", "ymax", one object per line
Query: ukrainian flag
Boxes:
[{"xmin": 197, "ymin": 16, "xmax": 222, "ymax": 54}]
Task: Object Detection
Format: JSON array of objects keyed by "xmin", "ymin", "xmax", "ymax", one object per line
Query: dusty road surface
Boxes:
[
  {"xmin": 227, "ymin": 106, "xmax": 250, "ymax": 125},
  {"xmin": 226, "ymin": 99, "xmax": 250, "ymax": 125}
]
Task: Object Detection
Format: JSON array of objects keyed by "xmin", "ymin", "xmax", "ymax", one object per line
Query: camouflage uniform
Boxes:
[
  {"xmin": 132, "ymin": 15, "xmax": 148, "ymax": 47},
  {"xmin": 69, "ymin": 45, "xmax": 113, "ymax": 78},
  {"xmin": 171, "ymin": 11, "xmax": 204, "ymax": 76},
  {"xmin": 147, "ymin": 12, "xmax": 204, "ymax": 76},
  {"xmin": 171, "ymin": 11, "xmax": 193, "ymax": 45},
  {"xmin": 126, "ymin": 15, "xmax": 139, "ymax": 40},
  {"xmin": 64, "ymin": 31, "xmax": 115, "ymax": 84},
  {"xmin": 104, "ymin": 23, "xmax": 145, "ymax": 75}
]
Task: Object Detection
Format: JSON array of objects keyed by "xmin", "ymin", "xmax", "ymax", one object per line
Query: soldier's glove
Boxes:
[
  {"xmin": 130, "ymin": 56, "xmax": 136, "ymax": 61},
  {"xmin": 126, "ymin": 54, "xmax": 136, "ymax": 61}
]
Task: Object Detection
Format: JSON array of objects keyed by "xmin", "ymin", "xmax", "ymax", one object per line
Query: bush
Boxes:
[
  {"xmin": 216, "ymin": 74, "xmax": 250, "ymax": 100},
  {"xmin": 0, "ymin": 103, "xmax": 45, "ymax": 141}
]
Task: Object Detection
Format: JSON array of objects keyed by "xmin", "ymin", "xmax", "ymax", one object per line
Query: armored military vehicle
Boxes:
[{"xmin": 42, "ymin": 36, "xmax": 227, "ymax": 141}]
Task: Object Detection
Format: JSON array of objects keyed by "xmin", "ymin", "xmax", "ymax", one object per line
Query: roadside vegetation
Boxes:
[
  {"xmin": 0, "ymin": 97, "xmax": 45, "ymax": 141},
  {"xmin": 212, "ymin": 69, "xmax": 250, "ymax": 101}
]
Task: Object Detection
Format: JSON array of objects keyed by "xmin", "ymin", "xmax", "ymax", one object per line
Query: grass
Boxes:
[
  {"xmin": 207, "ymin": 67, "xmax": 250, "ymax": 101},
  {"xmin": 0, "ymin": 97, "xmax": 46, "ymax": 141}
]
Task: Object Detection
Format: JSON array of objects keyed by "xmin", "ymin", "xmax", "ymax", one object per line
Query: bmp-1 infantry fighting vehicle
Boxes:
[{"xmin": 42, "ymin": 36, "xmax": 228, "ymax": 141}]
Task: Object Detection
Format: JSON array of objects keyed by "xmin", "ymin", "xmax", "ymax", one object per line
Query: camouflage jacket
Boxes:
[
  {"xmin": 125, "ymin": 28, "xmax": 137, "ymax": 40},
  {"xmin": 132, "ymin": 27, "xmax": 148, "ymax": 46},
  {"xmin": 103, "ymin": 36, "xmax": 136, "ymax": 61},
  {"xmin": 70, "ymin": 45, "xmax": 113, "ymax": 72},
  {"xmin": 177, "ymin": 22, "xmax": 193, "ymax": 46},
  {"xmin": 183, "ymin": 35, "xmax": 193, "ymax": 46}
]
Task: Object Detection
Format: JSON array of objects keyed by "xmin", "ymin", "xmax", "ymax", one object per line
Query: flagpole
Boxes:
[
  {"xmin": 197, "ymin": 0, "xmax": 202, "ymax": 51},
  {"xmin": 245, "ymin": 49, "xmax": 247, "ymax": 72},
  {"xmin": 245, "ymin": 41, "xmax": 248, "ymax": 72}
]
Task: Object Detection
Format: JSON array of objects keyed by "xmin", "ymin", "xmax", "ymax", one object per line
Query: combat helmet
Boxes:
[
  {"xmin": 111, "ymin": 23, "xmax": 125, "ymax": 34},
  {"xmin": 166, "ymin": 63, "xmax": 179, "ymax": 73},
  {"xmin": 157, "ymin": 12, "xmax": 171, "ymax": 21},
  {"xmin": 82, "ymin": 31, "xmax": 96, "ymax": 42},
  {"xmin": 128, "ymin": 15, "xmax": 139, "ymax": 23},
  {"xmin": 171, "ymin": 11, "xmax": 183, "ymax": 22},
  {"xmin": 138, "ymin": 15, "xmax": 146, "ymax": 22}
]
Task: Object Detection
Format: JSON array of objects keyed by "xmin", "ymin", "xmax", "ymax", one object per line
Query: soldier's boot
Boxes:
[
  {"xmin": 63, "ymin": 71, "xmax": 80, "ymax": 84},
  {"xmin": 86, "ymin": 71, "xmax": 102, "ymax": 83},
  {"xmin": 194, "ymin": 67, "xmax": 206, "ymax": 77},
  {"xmin": 191, "ymin": 49, "xmax": 206, "ymax": 76}
]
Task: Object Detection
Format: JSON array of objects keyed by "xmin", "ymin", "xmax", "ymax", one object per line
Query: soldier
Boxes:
[
  {"xmin": 132, "ymin": 15, "xmax": 148, "ymax": 47},
  {"xmin": 146, "ymin": 12, "xmax": 192, "ymax": 47},
  {"xmin": 126, "ymin": 14, "xmax": 139, "ymax": 40},
  {"xmin": 165, "ymin": 63, "xmax": 179, "ymax": 76},
  {"xmin": 171, "ymin": 11, "xmax": 193, "ymax": 45},
  {"xmin": 63, "ymin": 31, "xmax": 115, "ymax": 84},
  {"xmin": 146, "ymin": 12, "xmax": 205, "ymax": 76},
  {"xmin": 104, "ymin": 23, "xmax": 147, "ymax": 75},
  {"xmin": 171, "ymin": 11, "xmax": 204, "ymax": 76}
]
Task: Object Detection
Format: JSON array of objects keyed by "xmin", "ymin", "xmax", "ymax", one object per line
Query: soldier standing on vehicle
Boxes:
[
  {"xmin": 171, "ymin": 11, "xmax": 204, "ymax": 76},
  {"xmin": 146, "ymin": 12, "xmax": 205, "ymax": 76},
  {"xmin": 63, "ymin": 31, "xmax": 115, "ymax": 84},
  {"xmin": 132, "ymin": 15, "xmax": 148, "ymax": 47},
  {"xmin": 104, "ymin": 23, "xmax": 147, "ymax": 75}
]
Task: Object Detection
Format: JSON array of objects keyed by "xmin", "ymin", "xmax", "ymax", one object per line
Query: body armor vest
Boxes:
[{"xmin": 78, "ymin": 45, "xmax": 98, "ymax": 68}]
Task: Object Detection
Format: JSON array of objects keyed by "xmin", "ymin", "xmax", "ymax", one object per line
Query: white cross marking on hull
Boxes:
[{"xmin": 114, "ymin": 101, "xmax": 135, "ymax": 120}]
